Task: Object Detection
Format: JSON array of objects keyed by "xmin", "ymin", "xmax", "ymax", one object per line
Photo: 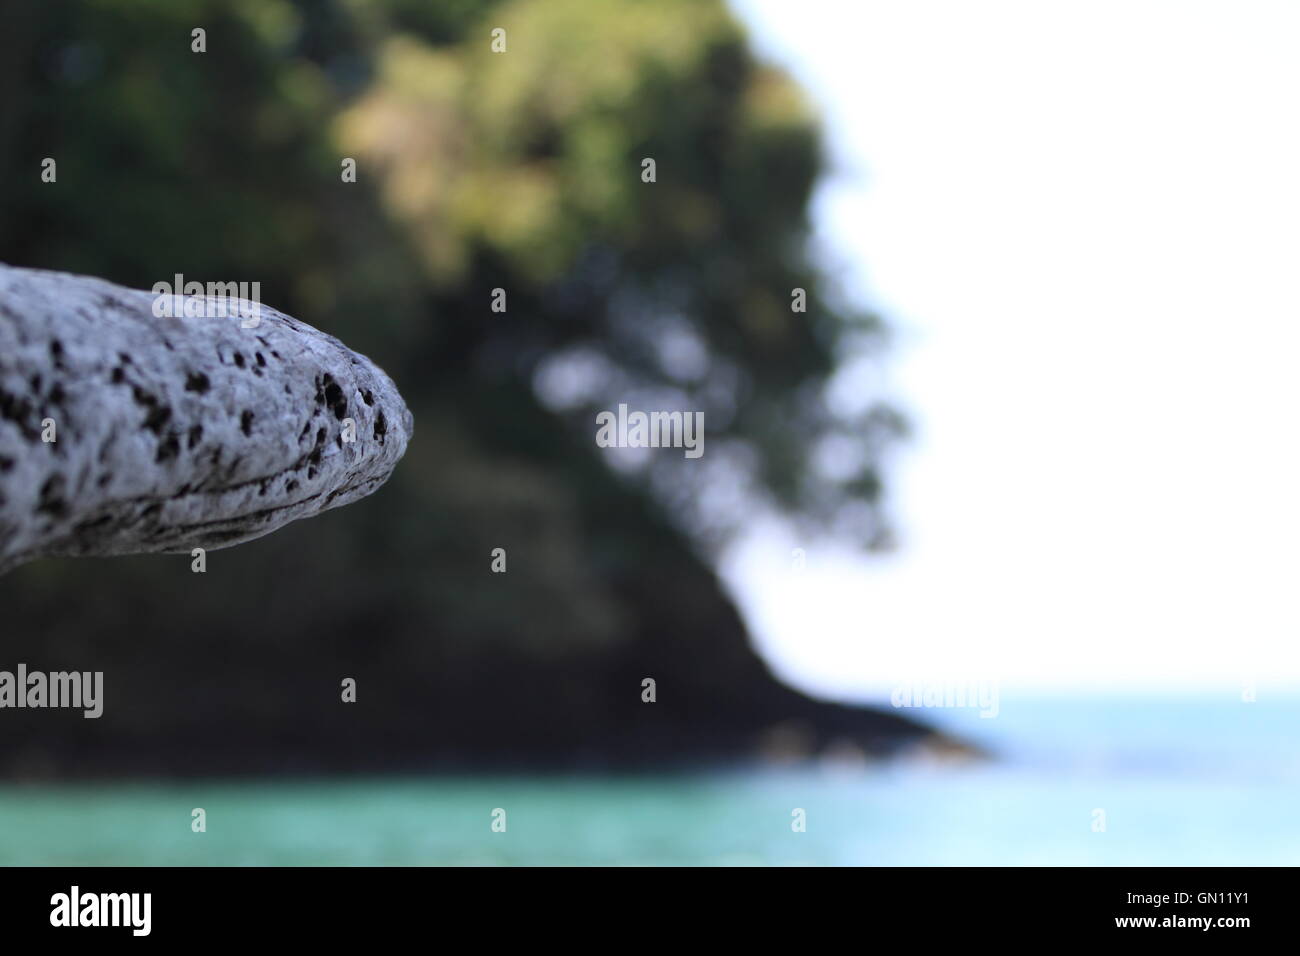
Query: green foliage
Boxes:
[{"xmin": 0, "ymin": 0, "xmax": 915, "ymax": 773}]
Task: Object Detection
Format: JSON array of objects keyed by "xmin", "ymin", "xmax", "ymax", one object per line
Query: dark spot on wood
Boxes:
[
  {"xmin": 143, "ymin": 404, "xmax": 172, "ymax": 434},
  {"xmin": 36, "ymin": 475, "xmax": 67, "ymax": 518},
  {"xmin": 323, "ymin": 378, "xmax": 347, "ymax": 419},
  {"xmin": 0, "ymin": 387, "xmax": 39, "ymax": 440},
  {"xmin": 156, "ymin": 430, "xmax": 180, "ymax": 463}
]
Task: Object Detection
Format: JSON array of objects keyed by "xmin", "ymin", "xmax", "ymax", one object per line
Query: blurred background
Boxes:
[{"xmin": 1, "ymin": 0, "xmax": 1298, "ymax": 865}]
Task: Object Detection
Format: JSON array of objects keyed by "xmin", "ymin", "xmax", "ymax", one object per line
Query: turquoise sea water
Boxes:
[{"xmin": 1, "ymin": 695, "xmax": 1296, "ymax": 865}]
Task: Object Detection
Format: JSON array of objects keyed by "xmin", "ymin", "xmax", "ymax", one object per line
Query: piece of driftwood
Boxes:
[{"xmin": 0, "ymin": 264, "xmax": 412, "ymax": 574}]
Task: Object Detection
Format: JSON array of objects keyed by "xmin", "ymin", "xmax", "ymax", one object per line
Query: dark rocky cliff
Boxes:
[{"xmin": 0, "ymin": 386, "xmax": 929, "ymax": 778}]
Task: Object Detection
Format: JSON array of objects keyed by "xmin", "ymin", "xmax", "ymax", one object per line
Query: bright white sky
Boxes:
[{"xmin": 723, "ymin": 0, "xmax": 1300, "ymax": 696}]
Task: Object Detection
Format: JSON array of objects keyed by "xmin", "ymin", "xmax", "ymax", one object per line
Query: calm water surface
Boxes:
[{"xmin": 2, "ymin": 695, "xmax": 1295, "ymax": 865}]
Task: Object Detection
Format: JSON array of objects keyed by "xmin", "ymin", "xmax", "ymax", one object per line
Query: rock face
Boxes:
[{"xmin": 0, "ymin": 264, "xmax": 412, "ymax": 573}]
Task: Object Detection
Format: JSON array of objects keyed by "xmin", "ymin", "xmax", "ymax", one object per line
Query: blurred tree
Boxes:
[
  {"xmin": 0, "ymin": 0, "xmax": 923, "ymax": 776},
  {"xmin": 337, "ymin": 0, "xmax": 903, "ymax": 546}
]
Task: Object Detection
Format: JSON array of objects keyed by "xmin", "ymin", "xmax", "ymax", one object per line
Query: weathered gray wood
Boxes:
[{"xmin": 0, "ymin": 263, "xmax": 412, "ymax": 573}]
